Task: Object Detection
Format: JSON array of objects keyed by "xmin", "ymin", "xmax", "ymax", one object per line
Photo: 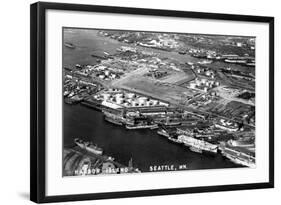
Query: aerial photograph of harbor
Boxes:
[{"xmin": 62, "ymin": 28, "xmax": 256, "ymax": 177}]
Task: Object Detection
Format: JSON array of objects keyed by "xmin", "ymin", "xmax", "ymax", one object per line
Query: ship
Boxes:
[
  {"xmin": 178, "ymin": 135, "xmax": 218, "ymax": 154},
  {"xmin": 224, "ymin": 154, "xmax": 255, "ymax": 168},
  {"xmin": 64, "ymin": 42, "xmax": 76, "ymax": 49},
  {"xmin": 246, "ymin": 62, "xmax": 255, "ymax": 67},
  {"xmin": 178, "ymin": 50, "xmax": 186, "ymax": 55},
  {"xmin": 224, "ymin": 59, "xmax": 247, "ymax": 64},
  {"xmin": 64, "ymin": 94, "xmax": 83, "ymax": 105},
  {"xmin": 102, "ymin": 109, "xmax": 125, "ymax": 125},
  {"xmin": 64, "ymin": 97, "xmax": 79, "ymax": 105},
  {"xmin": 189, "ymin": 146, "xmax": 203, "ymax": 153},
  {"xmin": 91, "ymin": 54, "xmax": 107, "ymax": 59},
  {"xmin": 91, "ymin": 51, "xmax": 112, "ymax": 59},
  {"xmin": 81, "ymin": 98, "xmax": 103, "ymax": 110},
  {"xmin": 125, "ymin": 124, "xmax": 158, "ymax": 130},
  {"xmin": 74, "ymin": 138, "xmax": 103, "ymax": 155},
  {"xmin": 221, "ymin": 147, "xmax": 255, "ymax": 168},
  {"xmin": 104, "ymin": 116, "xmax": 123, "ymax": 126},
  {"xmin": 220, "ymin": 142, "xmax": 256, "ymax": 168}
]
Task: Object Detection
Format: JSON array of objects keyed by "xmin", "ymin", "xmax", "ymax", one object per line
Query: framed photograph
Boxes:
[{"xmin": 30, "ymin": 1, "xmax": 274, "ymax": 203}]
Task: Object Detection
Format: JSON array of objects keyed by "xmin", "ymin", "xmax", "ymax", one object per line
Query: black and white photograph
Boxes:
[
  {"xmin": 0, "ymin": 0, "xmax": 278, "ymax": 204},
  {"xmin": 63, "ymin": 28, "xmax": 257, "ymax": 177}
]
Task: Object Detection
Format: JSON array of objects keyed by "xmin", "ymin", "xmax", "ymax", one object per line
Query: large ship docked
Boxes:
[
  {"xmin": 104, "ymin": 116, "xmax": 123, "ymax": 126},
  {"xmin": 220, "ymin": 147, "xmax": 255, "ymax": 168},
  {"xmin": 64, "ymin": 95, "xmax": 83, "ymax": 105},
  {"xmin": 219, "ymin": 140, "xmax": 256, "ymax": 168},
  {"xmin": 102, "ymin": 107, "xmax": 126, "ymax": 125},
  {"xmin": 64, "ymin": 42, "xmax": 76, "ymax": 49},
  {"xmin": 214, "ymin": 119, "xmax": 239, "ymax": 132},
  {"xmin": 178, "ymin": 135, "xmax": 218, "ymax": 154},
  {"xmin": 125, "ymin": 124, "xmax": 158, "ymax": 130},
  {"xmin": 74, "ymin": 138, "xmax": 103, "ymax": 155},
  {"xmin": 157, "ymin": 128, "xmax": 170, "ymax": 138}
]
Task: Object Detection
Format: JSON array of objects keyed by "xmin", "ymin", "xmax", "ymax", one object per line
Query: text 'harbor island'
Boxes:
[{"xmin": 63, "ymin": 29, "xmax": 256, "ymax": 176}]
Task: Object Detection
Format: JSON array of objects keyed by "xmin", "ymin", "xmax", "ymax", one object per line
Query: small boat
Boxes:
[{"xmin": 64, "ymin": 42, "xmax": 76, "ymax": 49}]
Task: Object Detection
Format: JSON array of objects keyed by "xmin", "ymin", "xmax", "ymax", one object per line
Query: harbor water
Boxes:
[{"xmin": 63, "ymin": 104, "xmax": 241, "ymax": 172}]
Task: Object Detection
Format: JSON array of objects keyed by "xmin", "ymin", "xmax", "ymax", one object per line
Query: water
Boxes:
[
  {"xmin": 63, "ymin": 28, "xmax": 242, "ymax": 172},
  {"xmin": 63, "ymin": 104, "xmax": 240, "ymax": 172},
  {"xmin": 63, "ymin": 28, "xmax": 254, "ymax": 73},
  {"xmin": 63, "ymin": 29, "xmax": 124, "ymax": 67}
]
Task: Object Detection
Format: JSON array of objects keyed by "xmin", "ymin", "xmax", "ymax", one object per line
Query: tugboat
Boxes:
[{"xmin": 74, "ymin": 138, "xmax": 103, "ymax": 155}]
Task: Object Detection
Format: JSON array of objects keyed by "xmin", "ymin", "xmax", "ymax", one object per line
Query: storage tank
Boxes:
[
  {"xmin": 151, "ymin": 100, "xmax": 158, "ymax": 106},
  {"xmin": 116, "ymin": 98, "xmax": 124, "ymax": 104},
  {"xmin": 139, "ymin": 97, "xmax": 147, "ymax": 104},
  {"xmin": 104, "ymin": 70, "xmax": 110, "ymax": 76},
  {"xmin": 127, "ymin": 93, "xmax": 135, "ymax": 99},
  {"xmin": 132, "ymin": 101, "xmax": 138, "ymax": 107},
  {"xmin": 102, "ymin": 93, "xmax": 111, "ymax": 100}
]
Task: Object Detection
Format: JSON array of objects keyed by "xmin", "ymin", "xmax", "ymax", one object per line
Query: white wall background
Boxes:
[{"xmin": 0, "ymin": 0, "xmax": 279, "ymax": 204}]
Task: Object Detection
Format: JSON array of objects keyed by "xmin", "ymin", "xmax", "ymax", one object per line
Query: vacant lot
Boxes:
[{"xmin": 115, "ymin": 76, "xmax": 197, "ymax": 105}]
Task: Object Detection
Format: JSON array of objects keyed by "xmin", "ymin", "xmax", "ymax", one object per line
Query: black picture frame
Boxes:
[{"xmin": 30, "ymin": 1, "xmax": 274, "ymax": 203}]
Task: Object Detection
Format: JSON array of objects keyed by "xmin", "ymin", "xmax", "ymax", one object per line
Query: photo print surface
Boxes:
[{"xmin": 62, "ymin": 28, "xmax": 256, "ymax": 177}]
